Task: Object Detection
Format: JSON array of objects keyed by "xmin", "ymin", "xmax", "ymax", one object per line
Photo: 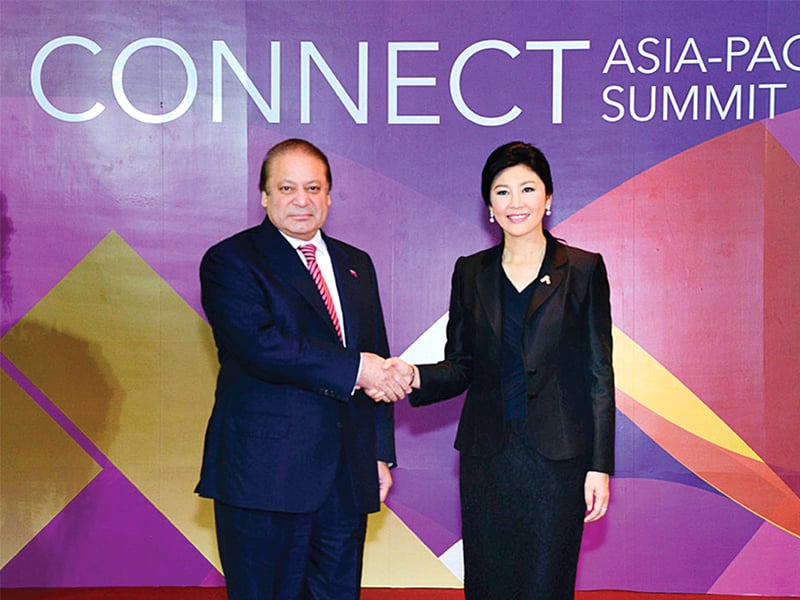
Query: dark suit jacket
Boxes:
[
  {"xmin": 196, "ymin": 217, "xmax": 395, "ymax": 514},
  {"xmin": 411, "ymin": 231, "xmax": 614, "ymax": 474}
]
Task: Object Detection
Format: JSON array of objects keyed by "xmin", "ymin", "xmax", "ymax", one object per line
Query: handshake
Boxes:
[{"xmin": 357, "ymin": 353, "xmax": 418, "ymax": 402}]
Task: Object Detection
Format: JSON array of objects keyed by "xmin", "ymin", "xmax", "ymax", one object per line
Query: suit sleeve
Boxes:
[
  {"xmin": 361, "ymin": 256, "xmax": 397, "ymax": 466},
  {"xmin": 586, "ymin": 254, "xmax": 615, "ymax": 474},
  {"xmin": 200, "ymin": 241, "xmax": 361, "ymax": 402},
  {"xmin": 410, "ymin": 257, "xmax": 473, "ymax": 406}
]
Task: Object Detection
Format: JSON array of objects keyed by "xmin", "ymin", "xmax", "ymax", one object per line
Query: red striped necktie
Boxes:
[{"xmin": 299, "ymin": 244, "xmax": 343, "ymax": 343}]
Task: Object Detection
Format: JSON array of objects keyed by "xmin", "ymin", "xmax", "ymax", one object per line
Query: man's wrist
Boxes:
[{"xmin": 352, "ymin": 353, "xmax": 364, "ymax": 395}]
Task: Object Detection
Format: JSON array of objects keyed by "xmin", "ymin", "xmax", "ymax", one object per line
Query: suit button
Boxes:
[
  {"xmin": 527, "ymin": 369, "xmax": 537, "ymax": 376},
  {"xmin": 335, "ymin": 422, "xmax": 343, "ymax": 429}
]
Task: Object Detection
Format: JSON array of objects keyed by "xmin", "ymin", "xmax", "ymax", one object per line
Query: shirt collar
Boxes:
[{"xmin": 279, "ymin": 230, "xmax": 328, "ymax": 256}]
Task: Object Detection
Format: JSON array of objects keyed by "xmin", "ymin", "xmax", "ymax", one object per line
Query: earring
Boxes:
[
  {"xmin": 545, "ymin": 205, "xmax": 552, "ymax": 216},
  {"xmin": 489, "ymin": 208, "xmax": 495, "ymax": 223}
]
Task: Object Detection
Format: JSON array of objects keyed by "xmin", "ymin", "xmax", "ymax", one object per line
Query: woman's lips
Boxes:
[{"xmin": 506, "ymin": 213, "xmax": 529, "ymax": 223}]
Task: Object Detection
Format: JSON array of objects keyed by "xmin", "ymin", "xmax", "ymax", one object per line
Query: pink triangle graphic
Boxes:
[{"xmin": 709, "ymin": 521, "xmax": 800, "ymax": 596}]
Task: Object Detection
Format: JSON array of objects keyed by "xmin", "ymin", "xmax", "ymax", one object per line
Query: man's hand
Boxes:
[
  {"xmin": 378, "ymin": 461, "xmax": 392, "ymax": 502},
  {"xmin": 357, "ymin": 353, "xmax": 412, "ymax": 402}
]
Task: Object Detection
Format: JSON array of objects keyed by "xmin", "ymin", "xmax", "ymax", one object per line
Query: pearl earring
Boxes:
[
  {"xmin": 489, "ymin": 209, "xmax": 495, "ymax": 223},
  {"xmin": 545, "ymin": 205, "xmax": 552, "ymax": 216}
]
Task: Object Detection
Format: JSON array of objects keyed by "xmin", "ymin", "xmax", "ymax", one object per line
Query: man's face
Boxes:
[{"xmin": 261, "ymin": 150, "xmax": 331, "ymax": 240}]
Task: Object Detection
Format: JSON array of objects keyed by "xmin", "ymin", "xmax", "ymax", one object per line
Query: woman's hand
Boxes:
[{"xmin": 583, "ymin": 470, "xmax": 610, "ymax": 523}]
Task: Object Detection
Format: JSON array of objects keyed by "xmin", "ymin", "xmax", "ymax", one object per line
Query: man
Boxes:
[{"xmin": 196, "ymin": 138, "xmax": 409, "ymax": 599}]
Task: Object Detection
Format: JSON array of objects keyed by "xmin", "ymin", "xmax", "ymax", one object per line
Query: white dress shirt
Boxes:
[{"xmin": 280, "ymin": 230, "xmax": 347, "ymax": 347}]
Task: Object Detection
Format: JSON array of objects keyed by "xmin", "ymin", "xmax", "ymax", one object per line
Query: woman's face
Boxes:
[{"xmin": 489, "ymin": 164, "xmax": 552, "ymax": 240}]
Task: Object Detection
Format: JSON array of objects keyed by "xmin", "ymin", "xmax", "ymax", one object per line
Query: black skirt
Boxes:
[{"xmin": 459, "ymin": 419, "xmax": 588, "ymax": 600}]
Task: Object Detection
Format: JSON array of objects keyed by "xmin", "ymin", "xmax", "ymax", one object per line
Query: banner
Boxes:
[{"xmin": 1, "ymin": 1, "xmax": 799, "ymax": 594}]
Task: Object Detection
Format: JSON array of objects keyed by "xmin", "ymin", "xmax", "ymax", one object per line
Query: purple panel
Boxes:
[
  {"xmin": 387, "ymin": 394, "xmax": 464, "ymax": 554},
  {"xmin": 0, "ymin": 469, "xmax": 220, "ymax": 587},
  {"xmin": 576, "ymin": 478, "xmax": 763, "ymax": 593}
]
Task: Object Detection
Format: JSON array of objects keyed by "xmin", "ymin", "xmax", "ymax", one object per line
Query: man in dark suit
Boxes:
[{"xmin": 196, "ymin": 138, "xmax": 410, "ymax": 599}]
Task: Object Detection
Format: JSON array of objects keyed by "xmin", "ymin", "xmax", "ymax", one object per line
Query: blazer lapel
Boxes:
[
  {"xmin": 475, "ymin": 245, "xmax": 504, "ymax": 342},
  {"xmin": 525, "ymin": 232, "xmax": 567, "ymax": 322}
]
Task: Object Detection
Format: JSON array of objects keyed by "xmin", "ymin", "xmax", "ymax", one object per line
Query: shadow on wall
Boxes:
[
  {"xmin": 1, "ymin": 319, "xmax": 123, "ymax": 584},
  {"xmin": 1, "ymin": 191, "xmax": 15, "ymax": 321}
]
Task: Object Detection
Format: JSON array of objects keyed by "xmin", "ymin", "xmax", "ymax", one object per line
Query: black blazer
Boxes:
[
  {"xmin": 411, "ymin": 231, "xmax": 614, "ymax": 474},
  {"xmin": 196, "ymin": 217, "xmax": 395, "ymax": 514}
]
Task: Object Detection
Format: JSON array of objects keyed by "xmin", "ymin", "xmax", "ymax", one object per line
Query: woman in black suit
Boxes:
[{"xmin": 406, "ymin": 141, "xmax": 615, "ymax": 599}]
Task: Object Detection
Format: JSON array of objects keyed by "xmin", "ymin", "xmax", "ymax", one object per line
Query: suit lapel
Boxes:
[
  {"xmin": 252, "ymin": 219, "xmax": 341, "ymax": 340},
  {"xmin": 524, "ymin": 232, "xmax": 567, "ymax": 322},
  {"xmin": 475, "ymin": 245, "xmax": 504, "ymax": 342},
  {"xmin": 325, "ymin": 232, "xmax": 361, "ymax": 345}
]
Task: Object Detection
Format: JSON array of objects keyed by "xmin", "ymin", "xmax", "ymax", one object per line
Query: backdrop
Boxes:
[{"xmin": 1, "ymin": 0, "xmax": 799, "ymax": 595}]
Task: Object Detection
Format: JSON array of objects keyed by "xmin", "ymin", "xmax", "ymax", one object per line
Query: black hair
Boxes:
[
  {"xmin": 259, "ymin": 138, "xmax": 332, "ymax": 193},
  {"xmin": 480, "ymin": 141, "xmax": 553, "ymax": 206}
]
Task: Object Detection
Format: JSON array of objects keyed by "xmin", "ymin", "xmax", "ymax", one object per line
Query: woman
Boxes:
[{"xmin": 407, "ymin": 141, "xmax": 615, "ymax": 599}]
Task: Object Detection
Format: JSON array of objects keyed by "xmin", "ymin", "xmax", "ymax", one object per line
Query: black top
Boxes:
[{"xmin": 502, "ymin": 274, "xmax": 535, "ymax": 421}]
